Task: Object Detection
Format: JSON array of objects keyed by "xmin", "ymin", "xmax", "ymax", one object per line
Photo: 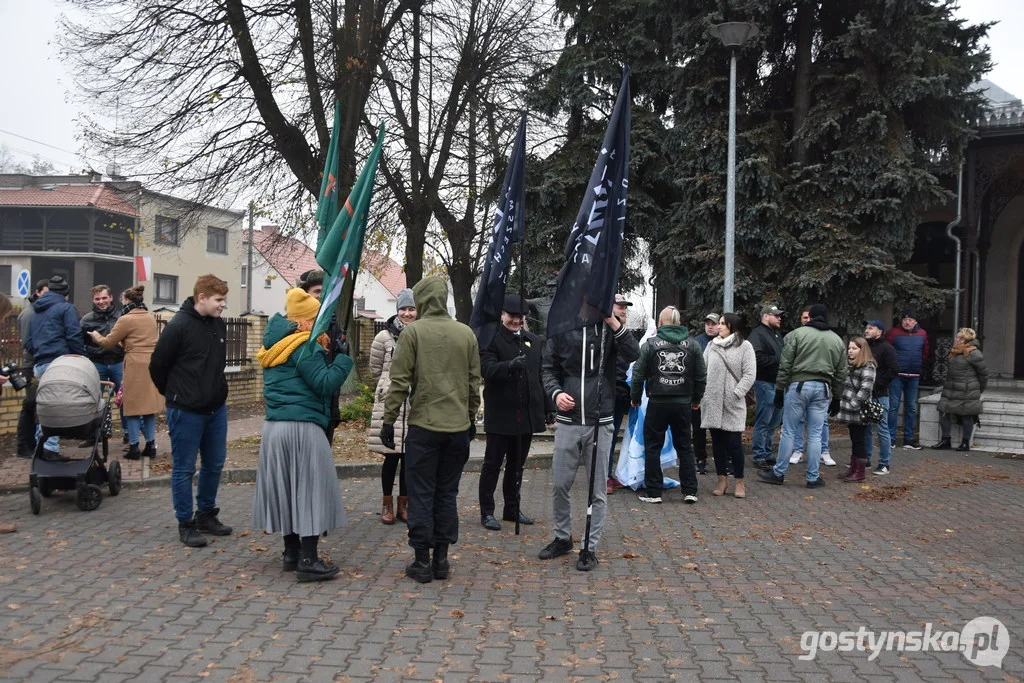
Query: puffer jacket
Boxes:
[
  {"xmin": 886, "ymin": 324, "xmax": 929, "ymax": 376},
  {"xmin": 937, "ymin": 341, "xmax": 987, "ymax": 416},
  {"xmin": 836, "ymin": 362, "xmax": 876, "ymax": 425},
  {"xmin": 542, "ymin": 321, "xmax": 640, "ymax": 426},
  {"xmin": 700, "ymin": 334, "xmax": 756, "ymax": 432},
  {"xmin": 368, "ymin": 315, "xmax": 410, "ymax": 453}
]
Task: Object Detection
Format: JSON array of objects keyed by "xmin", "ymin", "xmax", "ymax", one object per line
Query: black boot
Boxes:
[
  {"xmin": 282, "ymin": 534, "xmax": 300, "ymax": 572},
  {"xmin": 406, "ymin": 548, "xmax": 433, "ymax": 583},
  {"xmin": 296, "ymin": 535, "xmax": 339, "ymax": 582},
  {"xmin": 432, "ymin": 543, "xmax": 450, "ymax": 580},
  {"xmin": 956, "ymin": 441, "xmax": 971, "ymax": 452},
  {"xmin": 178, "ymin": 520, "xmax": 208, "ymax": 548},
  {"xmin": 125, "ymin": 443, "xmax": 141, "ymax": 460},
  {"xmin": 16, "ymin": 404, "xmax": 36, "ymax": 458},
  {"xmin": 142, "ymin": 440, "xmax": 156, "ymax": 459},
  {"xmin": 194, "ymin": 508, "xmax": 232, "ymax": 536},
  {"xmin": 931, "ymin": 437, "xmax": 952, "ymax": 450}
]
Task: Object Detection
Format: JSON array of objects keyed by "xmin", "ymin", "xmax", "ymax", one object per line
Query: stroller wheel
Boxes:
[
  {"xmin": 30, "ymin": 487, "xmax": 41, "ymax": 515},
  {"xmin": 38, "ymin": 480, "xmax": 53, "ymax": 498},
  {"xmin": 76, "ymin": 484, "xmax": 103, "ymax": 512},
  {"xmin": 108, "ymin": 461, "xmax": 122, "ymax": 496}
]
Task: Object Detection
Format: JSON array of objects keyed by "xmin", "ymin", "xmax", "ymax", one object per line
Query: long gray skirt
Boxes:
[{"xmin": 251, "ymin": 420, "xmax": 345, "ymax": 537}]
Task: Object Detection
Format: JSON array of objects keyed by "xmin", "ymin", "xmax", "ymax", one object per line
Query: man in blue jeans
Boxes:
[
  {"xmin": 758, "ymin": 304, "xmax": 846, "ymax": 488},
  {"xmin": 885, "ymin": 311, "xmax": 928, "ymax": 450},
  {"xmin": 80, "ymin": 285, "xmax": 124, "ymax": 447},
  {"xmin": 747, "ymin": 305, "xmax": 785, "ymax": 469},
  {"xmin": 149, "ymin": 274, "xmax": 231, "ymax": 548}
]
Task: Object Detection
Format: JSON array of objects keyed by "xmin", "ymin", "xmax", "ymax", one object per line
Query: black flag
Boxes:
[
  {"xmin": 470, "ymin": 112, "xmax": 527, "ymax": 349},
  {"xmin": 546, "ymin": 69, "xmax": 630, "ymax": 339}
]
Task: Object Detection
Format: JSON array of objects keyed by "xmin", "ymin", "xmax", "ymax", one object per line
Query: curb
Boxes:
[{"xmin": 1, "ymin": 452, "xmax": 557, "ymax": 494}]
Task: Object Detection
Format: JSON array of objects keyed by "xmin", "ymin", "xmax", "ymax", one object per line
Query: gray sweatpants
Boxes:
[{"xmin": 552, "ymin": 422, "xmax": 612, "ymax": 552}]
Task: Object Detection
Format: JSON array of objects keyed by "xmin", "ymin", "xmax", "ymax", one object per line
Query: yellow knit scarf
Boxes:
[{"xmin": 257, "ymin": 332, "xmax": 311, "ymax": 368}]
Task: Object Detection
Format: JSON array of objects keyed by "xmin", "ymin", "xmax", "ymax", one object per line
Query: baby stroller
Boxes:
[{"xmin": 28, "ymin": 356, "xmax": 121, "ymax": 514}]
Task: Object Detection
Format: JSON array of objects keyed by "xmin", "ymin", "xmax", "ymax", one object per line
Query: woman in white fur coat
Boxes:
[{"xmin": 701, "ymin": 312, "xmax": 757, "ymax": 498}]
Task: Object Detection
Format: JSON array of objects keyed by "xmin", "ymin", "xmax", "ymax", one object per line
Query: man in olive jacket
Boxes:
[{"xmin": 381, "ymin": 276, "xmax": 482, "ymax": 584}]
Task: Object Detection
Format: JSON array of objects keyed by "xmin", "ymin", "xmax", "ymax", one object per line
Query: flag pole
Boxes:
[
  {"xmin": 582, "ymin": 323, "xmax": 608, "ymax": 554},
  {"xmin": 514, "ymin": 111, "xmax": 528, "ymax": 537}
]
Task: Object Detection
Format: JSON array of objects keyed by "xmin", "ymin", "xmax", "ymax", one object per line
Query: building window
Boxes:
[
  {"xmin": 264, "ymin": 276, "xmax": 273, "ymax": 289},
  {"xmin": 241, "ymin": 265, "xmax": 248, "ymax": 288},
  {"xmin": 155, "ymin": 215, "xmax": 180, "ymax": 246},
  {"xmin": 207, "ymin": 227, "xmax": 228, "ymax": 254},
  {"xmin": 154, "ymin": 274, "xmax": 178, "ymax": 304}
]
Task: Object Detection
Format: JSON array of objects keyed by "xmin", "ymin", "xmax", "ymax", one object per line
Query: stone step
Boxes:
[
  {"xmin": 971, "ymin": 433, "xmax": 1024, "ymax": 454},
  {"xmin": 981, "ymin": 402, "xmax": 1024, "ymax": 417},
  {"xmin": 974, "ymin": 418, "xmax": 1024, "ymax": 437}
]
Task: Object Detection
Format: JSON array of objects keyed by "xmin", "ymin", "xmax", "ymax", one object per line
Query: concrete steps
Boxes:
[{"xmin": 920, "ymin": 380, "xmax": 1024, "ymax": 454}]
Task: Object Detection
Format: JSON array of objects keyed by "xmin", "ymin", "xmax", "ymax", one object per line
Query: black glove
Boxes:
[
  {"xmin": 334, "ymin": 336, "xmax": 350, "ymax": 356},
  {"xmin": 545, "ymin": 412, "xmax": 556, "ymax": 426},
  {"xmin": 508, "ymin": 355, "xmax": 527, "ymax": 372},
  {"xmin": 380, "ymin": 423, "xmax": 395, "ymax": 449},
  {"xmin": 467, "ymin": 423, "xmax": 477, "ymax": 441},
  {"xmin": 828, "ymin": 397, "xmax": 841, "ymax": 417},
  {"xmin": 774, "ymin": 389, "xmax": 785, "ymax": 410}
]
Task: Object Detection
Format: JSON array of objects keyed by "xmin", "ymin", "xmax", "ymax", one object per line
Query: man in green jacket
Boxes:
[
  {"xmin": 630, "ymin": 306, "xmax": 706, "ymax": 504},
  {"xmin": 381, "ymin": 276, "xmax": 482, "ymax": 583},
  {"xmin": 758, "ymin": 303, "xmax": 847, "ymax": 488}
]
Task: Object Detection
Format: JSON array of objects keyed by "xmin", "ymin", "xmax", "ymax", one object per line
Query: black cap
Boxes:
[{"xmin": 502, "ymin": 294, "xmax": 526, "ymax": 315}]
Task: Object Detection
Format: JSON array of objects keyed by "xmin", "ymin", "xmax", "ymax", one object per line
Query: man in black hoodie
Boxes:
[
  {"xmin": 748, "ymin": 305, "xmax": 785, "ymax": 467},
  {"xmin": 864, "ymin": 320, "xmax": 898, "ymax": 475},
  {"xmin": 149, "ymin": 274, "xmax": 231, "ymax": 548},
  {"xmin": 80, "ymin": 285, "xmax": 125, "ymax": 447}
]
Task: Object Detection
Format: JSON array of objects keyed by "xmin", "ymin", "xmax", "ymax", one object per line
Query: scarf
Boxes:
[
  {"xmin": 256, "ymin": 319, "xmax": 329, "ymax": 369},
  {"xmin": 122, "ymin": 301, "xmax": 148, "ymax": 315},
  {"xmin": 950, "ymin": 341, "xmax": 975, "ymax": 357},
  {"xmin": 712, "ymin": 333, "xmax": 738, "ymax": 348},
  {"xmin": 393, "ymin": 317, "xmax": 406, "ymax": 332}
]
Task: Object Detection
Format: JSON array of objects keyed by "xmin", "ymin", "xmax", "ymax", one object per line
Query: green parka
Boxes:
[
  {"xmin": 260, "ymin": 314, "xmax": 353, "ymax": 428},
  {"xmin": 937, "ymin": 341, "xmax": 988, "ymax": 416}
]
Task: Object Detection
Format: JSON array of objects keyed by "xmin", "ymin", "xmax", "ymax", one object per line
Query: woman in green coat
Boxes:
[
  {"xmin": 252, "ymin": 288, "xmax": 354, "ymax": 582},
  {"xmin": 933, "ymin": 328, "xmax": 987, "ymax": 452}
]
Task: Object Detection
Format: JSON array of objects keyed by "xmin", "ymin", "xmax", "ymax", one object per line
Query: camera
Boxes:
[{"xmin": 1, "ymin": 362, "xmax": 29, "ymax": 391}]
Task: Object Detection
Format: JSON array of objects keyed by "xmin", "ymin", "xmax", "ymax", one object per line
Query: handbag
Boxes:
[{"xmin": 860, "ymin": 399, "xmax": 884, "ymax": 424}]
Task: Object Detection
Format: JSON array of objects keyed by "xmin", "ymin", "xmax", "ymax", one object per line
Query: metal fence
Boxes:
[{"xmin": 155, "ymin": 315, "xmax": 251, "ymax": 366}]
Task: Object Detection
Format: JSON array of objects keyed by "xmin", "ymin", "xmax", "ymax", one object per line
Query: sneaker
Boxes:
[
  {"xmin": 683, "ymin": 494, "xmax": 698, "ymax": 505},
  {"xmin": 806, "ymin": 477, "xmax": 826, "ymax": 489},
  {"xmin": 576, "ymin": 550, "xmax": 598, "ymax": 572},
  {"xmin": 789, "ymin": 450, "xmax": 804, "ymax": 464},
  {"xmin": 538, "ymin": 537, "xmax": 574, "ymax": 560},
  {"xmin": 757, "ymin": 470, "xmax": 785, "ymax": 485},
  {"xmin": 873, "ymin": 465, "xmax": 890, "ymax": 476},
  {"xmin": 903, "ymin": 440, "xmax": 923, "ymax": 450},
  {"xmin": 296, "ymin": 557, "xmax": 340, "ymax": 582},
  {"xmin": 637, "ymin": 489, "xmax": 662, "ymax": 504},
  {"xmin": 696, "ymin": 461, "xmax": 708, "ymax": 475},
  {"xmin": 194, "ymin": 508, "xmax": 233, "ymax": 536},
  {"xmin": 820, "ymin": 451, "xmax": 837, "ymax": 466},
  {"xmin": 178, "ymin": 520, "xmax": 208, "ymax": 548}
]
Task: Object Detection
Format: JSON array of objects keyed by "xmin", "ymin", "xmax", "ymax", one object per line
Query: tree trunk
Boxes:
[
  {"xmin": 448, "ymin": 256, "xmax": 474, "ymax": 323},
  {"xmin": 791, "ymin": 0, "xmax": 814, "ymax": 166},
  {"xmin": 403, "ymin": 209, "xmax": 428, "ymax": 287}
]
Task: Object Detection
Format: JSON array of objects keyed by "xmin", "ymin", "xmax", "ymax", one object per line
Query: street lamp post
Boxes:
[{"xmin": 710, "ymin": 21, "xmax": 759, "ymax": 314}]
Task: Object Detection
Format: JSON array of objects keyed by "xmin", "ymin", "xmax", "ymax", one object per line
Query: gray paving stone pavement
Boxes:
[{"xmin": 0, "ymin": 446, "xmax": 1022, "ymax": 681}]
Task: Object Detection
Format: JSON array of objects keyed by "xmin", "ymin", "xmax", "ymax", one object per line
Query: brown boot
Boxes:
[
  {"xmin": 397, "ymin": 496, "xmax": 409, "ymax": 523},
  {"xmin": 381, "ymin": 496, "xmax": 396, "ymax": 525},
  {"xmin": 733, "ymin": 480, "xmax": 746, "ymax": 499},
  {"xmin": 712, "ymin": 476, "xmax": 729, "ymax": 496},
  {"xmin": 840, "ymin": 458, "xmax": 867, "ymax": 482},
  {"xmin": 840, "ymin": 456, "xmax": 856, "ymax": 480}
]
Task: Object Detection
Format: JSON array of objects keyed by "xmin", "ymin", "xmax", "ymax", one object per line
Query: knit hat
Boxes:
[
  {"xmin": 285, "ymin": 287, "xmax": 320, "ymax": 321},
  {"xmin": 808, "ymin": 303, "xmax": 829, "ymax": 320},
  {"xmin": 47, "ymin": 275, "xmax": 70, "ymax": 296},
  {"xmin": 396, "ymin": 288, "xmax": 415, "ymax": 311}
]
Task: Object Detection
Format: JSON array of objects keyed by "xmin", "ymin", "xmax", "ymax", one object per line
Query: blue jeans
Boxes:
[
  {"xmin": 773, "ymin": 382, "xmax": 829, "ymax": 482},
  {"xmin": 793, "ymin": 418, "xmax": 830, "ymax": 453},
  {"xmin": 125, "ymin": 414, "xmax": 156, "ymax": 445},
  {"xmin": 168, "ymin": 405, "xmax": 228, "ymax": 522},
  {"xmin": 92, "ymin": 362, "xmax": 123, "ymax": 391},
  {"xmin": 887, "ymin": 376, "xmax": 920, "ymax": 444},
  {"xmin": 752, "ymin": 380, "xmax": 783, "ymax": 462},
  {"xmin": 865, "ymin": 396, "xmax": 892, "ymax": 467},
  {"xmin": 33, "ymin": 362, "xmax": 60, "ymax": 453}
]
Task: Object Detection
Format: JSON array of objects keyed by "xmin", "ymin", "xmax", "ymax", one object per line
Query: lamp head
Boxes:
[{"xmin": 710, "ymin": 21, "xmax": 760, "ymax": 48}]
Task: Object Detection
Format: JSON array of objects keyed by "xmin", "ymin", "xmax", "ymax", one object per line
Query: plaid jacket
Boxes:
[{"xmin": 836, "ymin": 362, "xmax": 876, "ymax": 425}]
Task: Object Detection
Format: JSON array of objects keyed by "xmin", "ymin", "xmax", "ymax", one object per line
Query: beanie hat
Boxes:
[
  {"xmin": 285, "ymin": 287, "xmax": 320, "ymax": 321},
  {"xmin": 47, "ymin": 275, "xmax": 70, "ymax": 296},
  {"xmin": 808, "ymin": 303, "xmax": 829, "ymax": 320},
  {"xmin": 396, "ymin": 288, "xmax": 415, "ymax": 311}
]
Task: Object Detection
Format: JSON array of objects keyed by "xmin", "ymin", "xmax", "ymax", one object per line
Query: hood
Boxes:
[
  {"xmin": 656, "ymin": 325, "xmax": 689, "ymax": 343},
  {"xmin": 180, "ymin": 296, "xmax": 200, "ymax": 319},
  {"xmin": 33, "ymin": 290, "xmax": 66, "ymax": 313},
  {"xmin": 386, "ymin": 313, "xmax": 404, "ymax": 336},
  {"xmin": 412, "ymin": 276, "xmax": 449, "ymax": 319},
  {"xmin": 263, "ymin": 313, "xmax": 299, "ymax": 347}
]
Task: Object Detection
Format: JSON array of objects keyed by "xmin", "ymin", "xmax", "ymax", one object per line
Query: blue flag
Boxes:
[
  {"xmin": 546, "ymin": 69, "xmax": 631, "ymax": 339},
  {"xmin": 470, "ymin": 112, "xmax": 527, "ymax": 350}
]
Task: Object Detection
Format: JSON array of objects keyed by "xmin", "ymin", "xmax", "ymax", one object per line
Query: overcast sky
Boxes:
[{"xmin": 1, "ymin": 0, "xmax": 1023, "ymax": 177}]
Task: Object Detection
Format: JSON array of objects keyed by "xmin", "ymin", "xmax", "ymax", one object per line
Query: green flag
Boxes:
[
  {"xmin": 315, "ymin": 101, "xmax": 342, "ymax": 253},
  {"xmin": 306, "ymin": 125, "xmax": 385, "ymax": 355}
]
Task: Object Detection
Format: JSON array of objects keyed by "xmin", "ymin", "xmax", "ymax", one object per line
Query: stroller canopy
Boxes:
[{"xmin": 36, "ymin": 355, "xmax": 104, "ymax": 429}]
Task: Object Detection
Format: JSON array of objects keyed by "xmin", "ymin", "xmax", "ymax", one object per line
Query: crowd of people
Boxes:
[{"xmin": 0, "ymin": 271, "xmax": 991, "ymax": 583}]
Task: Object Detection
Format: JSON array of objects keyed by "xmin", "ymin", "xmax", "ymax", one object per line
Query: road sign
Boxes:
[{"xmin": 15, "ymin": 269, "xmax": 30, "ymax": 298}]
